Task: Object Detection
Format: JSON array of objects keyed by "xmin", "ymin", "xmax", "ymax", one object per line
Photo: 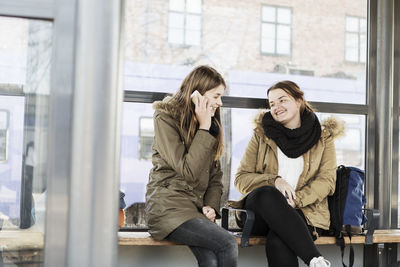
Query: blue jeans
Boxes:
[{"xmin": 166, "ymin": 217, "xmax": 238, "ymax": 267}]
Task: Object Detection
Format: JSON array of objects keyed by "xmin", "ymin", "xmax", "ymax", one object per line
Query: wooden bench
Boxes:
[
  {"xmin": 117, "ymin": 229, "xmax": 400, "ymax": 246},
  {"xmin": 220, "ymin": 207, "xmax": 381, "ymax": 247},
  {"xmin": 3, "ymin": 228, "xmax": 400, "ymax": 248},
  {"xmin": 0, "ymin": 228, "xmax": 45, "ymax": 265}
]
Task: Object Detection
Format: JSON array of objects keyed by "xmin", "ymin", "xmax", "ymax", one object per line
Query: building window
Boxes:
[
  {"xmin": 138, "ymin": 117, "xmax": 154, "ymax": 160},
  {"xmin": 261, "ymin": 5, "xmax": 291, "ymax": 56},
  {"xmin": 168, "ymin": 0, "xmax": 202, "ymax": 46},
  {"xmin": 345, "ymin": 16, "xmax": 366, "ymax": 63}
]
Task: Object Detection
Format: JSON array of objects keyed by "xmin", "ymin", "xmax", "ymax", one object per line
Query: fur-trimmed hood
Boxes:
[
  {"xmin": 252, "ymin": 111, "xmax": 346, "ymax": 140},
  {"xmin": 152, "ymin": 96, "xmax": 180, "ymax": 119}
]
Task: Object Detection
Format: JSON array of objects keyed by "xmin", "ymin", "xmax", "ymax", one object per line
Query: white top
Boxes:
[{"xmin": 277, "ymin": 147, "xmax": 304, "ymax": 190}]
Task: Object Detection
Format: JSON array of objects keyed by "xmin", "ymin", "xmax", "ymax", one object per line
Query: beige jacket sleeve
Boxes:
[
  {"xmin": 295, "ymin": 135, "xmax": 337, "ymax": 208},
  {"xmin": 235, "ymin": 132, "xmax": 277, "ymax": 195}
]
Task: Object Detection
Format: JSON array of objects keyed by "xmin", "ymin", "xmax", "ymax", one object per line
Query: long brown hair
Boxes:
[
  {"xmin": 267, "ymin": 80, "xmax": 315, "ymax": 113},
  {"xmin": 172, "ymin": 65, "xmax": 226, "ymax": 160}
]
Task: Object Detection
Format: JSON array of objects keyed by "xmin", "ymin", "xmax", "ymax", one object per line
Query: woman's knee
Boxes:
[{"xmin": 246, "ymin": 186, "xmax": 283, "ymax": 208}]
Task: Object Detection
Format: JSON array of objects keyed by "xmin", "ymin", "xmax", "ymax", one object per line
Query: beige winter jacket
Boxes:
[{"xmin": 230, "ymin": 112, "xmax": 345, "ymax": 230}]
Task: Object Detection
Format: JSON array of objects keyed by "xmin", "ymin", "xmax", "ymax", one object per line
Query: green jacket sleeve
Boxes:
[
  {"xmin": 204, "ymin": 160, "xmax": 223, "ymax": 218},
  {"xmin": 295, "ymin": 135, "xmax": 337, "ymax": 208},
  {"xmin": 154, "ymin": 113, "xmax": 217, "ymax": 187},
  {"xmin": 235, "ymin": 132, "xmax": 277, "ymax": 195}
]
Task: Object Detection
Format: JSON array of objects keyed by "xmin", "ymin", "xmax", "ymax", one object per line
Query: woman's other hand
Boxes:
[
  {"xmin": 202, "ymin": 206, "xmax": 216, "ymax": 222},
  {"xmin": 275, "ymin": 177, "xmax": 296, "ymax": 208},
  {"xmin": 194, "ymin": 95, "xmax": 213, "ymax": 130}
]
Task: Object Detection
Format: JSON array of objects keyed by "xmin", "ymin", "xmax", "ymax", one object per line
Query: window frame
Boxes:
[
  {"xmin": 260, "ymin": 4, "xmax": 292, "ymax": 57},
  {"xmin": 345, "ymin": 15, "xmax": 367, "ymax": 64},
  {"xmin": 168, "ymin": 0, "xmax": 203, "ymax": 47}
]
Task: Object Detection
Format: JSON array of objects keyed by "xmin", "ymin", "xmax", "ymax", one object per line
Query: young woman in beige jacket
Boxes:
[{"xmin": 232, "ymin": 81, "xmax": 344, "ymax": 267}]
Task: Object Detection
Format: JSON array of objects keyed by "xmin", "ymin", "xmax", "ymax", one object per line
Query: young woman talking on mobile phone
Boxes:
[{"xmin": 145, "ymin": 65, "xmax": 238, "ymax": 267}]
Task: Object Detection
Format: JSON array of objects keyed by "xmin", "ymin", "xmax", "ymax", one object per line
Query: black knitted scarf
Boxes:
[
  {"xmin": 209, "ymin": 118, "xmax": 220, "ymax": 137},
  {"xmin": 262, "ymin": 109, "xmax": 321, "ymax": 158}
]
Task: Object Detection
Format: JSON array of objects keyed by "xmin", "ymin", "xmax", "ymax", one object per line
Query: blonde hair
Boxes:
[
  {"xmin": 267, "ymin": 80, "xmax": 315, "ymax": 113},
  {"xmin": 172, "ymin": 65, "xmax": 226, "ymax": 160}
]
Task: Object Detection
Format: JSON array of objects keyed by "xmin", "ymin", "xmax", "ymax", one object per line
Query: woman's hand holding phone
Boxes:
[{"xmin": 191, "ymin": 90, "xmax": 212, "ymax": 130}]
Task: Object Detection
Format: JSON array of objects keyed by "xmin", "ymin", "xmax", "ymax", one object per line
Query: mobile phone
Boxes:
[{"xmin": 191, "ymin": 90, "xmax": 202, "ymax": 104}]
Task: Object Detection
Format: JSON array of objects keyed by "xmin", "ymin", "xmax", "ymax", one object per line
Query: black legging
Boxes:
[{"xmin": 244, "ymin": 186, "xmax": 323, "ymax": 267}]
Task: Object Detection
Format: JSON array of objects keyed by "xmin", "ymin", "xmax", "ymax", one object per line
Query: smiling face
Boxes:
[
  {"xmin": 268, "ymin": 88, "xmax": 302, "ymax": 129},
  {"xmin": 203, "ymin": 84, "xmax": 225, "ymax": 116}
]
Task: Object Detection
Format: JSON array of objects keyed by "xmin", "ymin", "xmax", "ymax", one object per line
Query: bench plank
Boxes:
[
  {"xmin": 0, "ymin": 229, "xmax": 44, "ymax": 250},
  {"xmin": 117, "ymin": 230, "xmax": 400, "ymax": 246},
  {"xmin": 118, "ymin": 232, "xmax": 176, "ymax": 246}
]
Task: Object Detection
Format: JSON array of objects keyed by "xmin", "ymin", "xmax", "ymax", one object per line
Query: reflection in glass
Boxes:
[
  {"xmin": 167, "ymin": 0, "xmax": 201, "ymax": 46},
  {"xmin": 139, "ymin": 117, "xmax": 154, "ymax": 161},
  {"xmin": 346, "ymin": 17, "xmax": 359, "ymax": 32},
  {"xmin": 277, "ymin": 8, "xmax": 291, "ymax": 24},
  {"xmin": 170, "ymin": 0, "xmax": 185, "ymax": 12},
  {"xmin": 169, "ymin": 28, "xmax": 184, "ymax": 44},
  {"xmin": 0, "ymin": 110, "xmax": 9, "ymax": 162},
  {"xmin": 186, "ymin": 30, "xmax": 201, "ymax": 45},
  {"xmin": 187, "ymin": 0, "xmax": 201, "ymax": 13},
  {"xmin": 345, "ymin": 16, "xmax": 366, "ymax": 63},
  {"xmin": 319, "ymin": 113, "xmax": 365, "ymax": 169},
  {"xmin": 169, "ymin": 13, "xmax": 184, "ymax": 28},
  {"xmin": 262, "ymin": 6, "xmax": 275, "ymax": 22},
  {"xmin": 125, "ymin": 0, "xmax": 367, "ymax": 104},
  {"xmin": 120, "ymin": 103, "xmax": 154, "ymax": 228},
  {"xmin": 122, "ymin": 0, "xmax": 369, "ymax": 229},
  {"xmin": 261, "ymin": 5, "xmax": 291, "ymax": 56},
  {"xmin": 262, "ymin": 23, "xmax": 275, "ymax": 39},
  {"xmin": 186, "ymin": 15, "xmax": 201, "ymax": 30},
  {"xmin": 0, "ymin": 17, "xmax": 52, "ymax": 266}
]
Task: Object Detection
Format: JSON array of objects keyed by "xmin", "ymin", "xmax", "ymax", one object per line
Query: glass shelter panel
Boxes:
[
  {"xmin": 120, "ymin": 103, "xmax": 154, "ymax": 228},
  {"xmin": 124, "ymin": 0, "xmax": 367, "ymax": 104},
  {"xmin": 122, "ymin": 0, "xmax": 368, "ymax": 229},
  {"xmin": 0, "ymin": 17, "xmax": 52, "ymax": 266}
]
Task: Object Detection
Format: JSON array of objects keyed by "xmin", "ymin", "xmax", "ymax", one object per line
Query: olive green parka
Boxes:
[
  {"xmin": 145, "ymin": 97, "xmax": 223, "ymax": 241},
  {"xmin": 230, "ymin": 112, "xmax": 345, "ymax": 230}
]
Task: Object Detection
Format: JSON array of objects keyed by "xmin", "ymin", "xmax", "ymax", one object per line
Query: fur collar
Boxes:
[
  {"xmin": 152, "ymin": 96, "xmax": 181, "ymax": 119},
  {"xmin": 253, "ymin": 111, "xmax": 345, "ymax": 140}
]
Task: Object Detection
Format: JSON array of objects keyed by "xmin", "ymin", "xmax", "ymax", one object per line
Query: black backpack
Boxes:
[{"xmin": 327, "ymin": 165, "xmax": 367, "ymax": 267}]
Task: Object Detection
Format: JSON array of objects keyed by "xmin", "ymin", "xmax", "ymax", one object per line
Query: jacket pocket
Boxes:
[{"xmin": 166, "ymin": 179, "xmax": 193, "ymax": 193}]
